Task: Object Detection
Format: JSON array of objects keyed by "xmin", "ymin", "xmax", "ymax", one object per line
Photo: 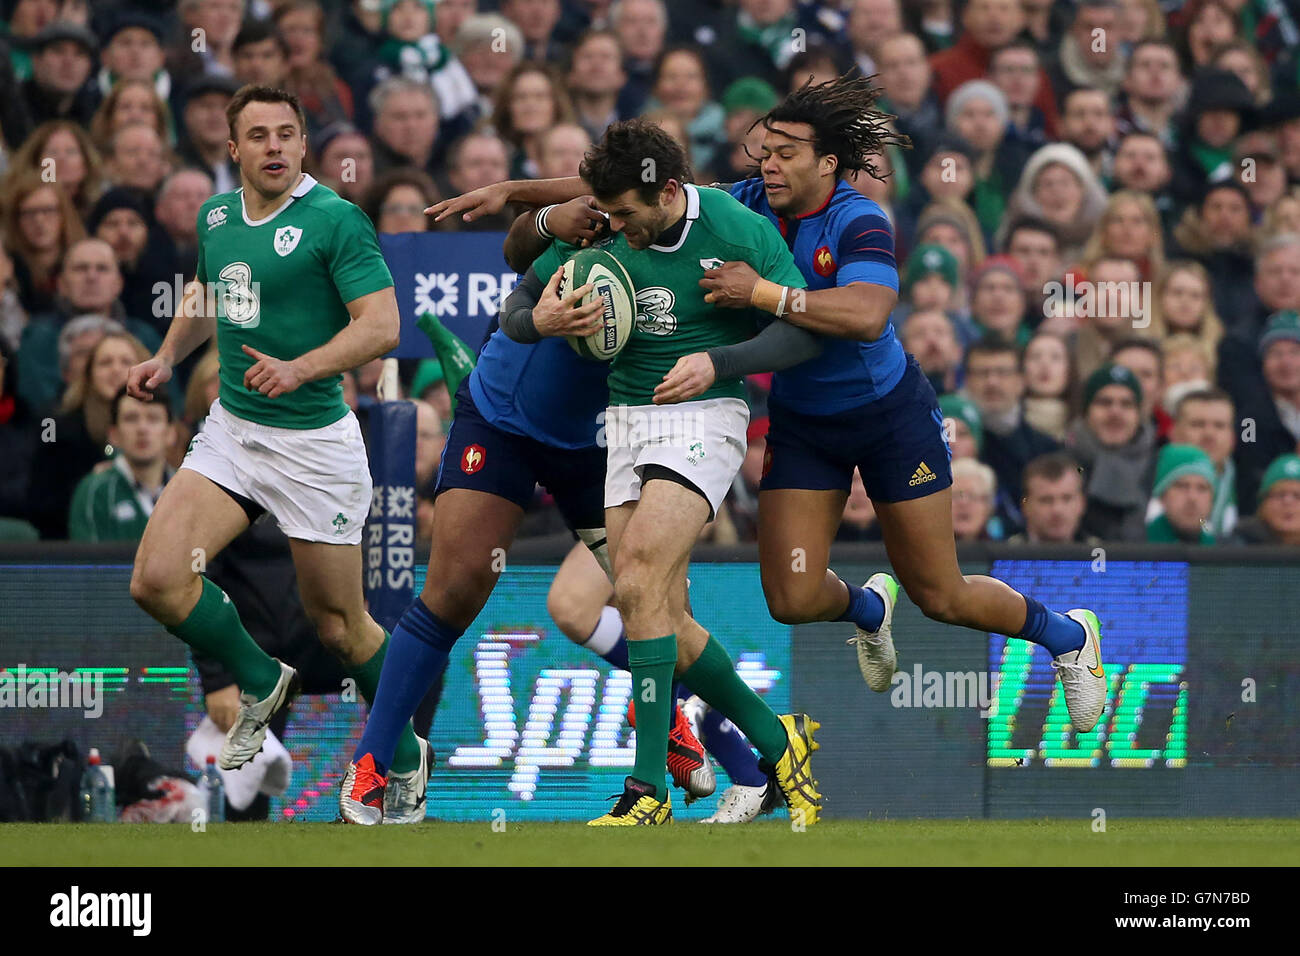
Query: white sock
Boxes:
[{"xmin": 582, "ymin": 605, "xmax": 624, "ymax": 656}]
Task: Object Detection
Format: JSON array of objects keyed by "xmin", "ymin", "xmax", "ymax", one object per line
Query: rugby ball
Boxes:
[{"xmin": 561, "ymin": 247, "xmax": 636, "ymax": 362}]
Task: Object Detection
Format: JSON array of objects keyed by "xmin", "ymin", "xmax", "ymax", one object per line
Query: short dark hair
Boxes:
[
  {"xmin": 580, "ymin": 118, "xmax": 691, "ymax": 203},
  {"xmin": 233, "ymin": 19, "xmax": 289, "ymax": 59},
  {"xmin": 1111, "ymin": 335, "xmax": 1164, "ymax": 373},
  {"xmin": 990, "ymin": 37, "xmax": 1040, "ymax": 65},
  {"xmin": 966, "ymin": 336, "xmax": 1022, "ymax": 366},
  {"xmin": 111, "ymin": 385, "xmax": 173, "ymax": 424},
  {"xmin": 1022, "ymin": 451, "xmax": 1084, "ymax": 491},
  {"xmin": 1003, "ymin": 216, "xmax": 1060, "ymax": 250},
  {"xmin": 226, "ymin": 85, "xmax": 308, "ymax": 141},
  {"xmin": 1175, "ymin": 385, "xmax": 1234, "ymax": 418}
]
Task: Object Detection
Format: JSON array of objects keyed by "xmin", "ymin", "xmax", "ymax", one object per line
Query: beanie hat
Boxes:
[
  {"xmin": 904, "ymin": 243, "xmax": 959, "ymax": 292},
  {"xmin": 722, "ymin": 77, "xmax": 779, "ymax": 116},
  {"xmin": 1082, "ymin": 363, "xmax": 1143, "ymax": 410},
  {"xmin": 1258, "ymin": 453, "xmax": 1300, "ymax": 503},
  {"xmin": 409, "ymin": 358, "xmax": 445, "ymax": 399},
  {"xmin": 939, "ymin": 393, "xmax": 983, "ymax": 452},
  {"xmin": 1152, "ymin": 443, "xmax": 1217, "ymax": 498},
  {"xmin": 1259, "ymin": 309, "xmax": 1300, "ymax": 357}
]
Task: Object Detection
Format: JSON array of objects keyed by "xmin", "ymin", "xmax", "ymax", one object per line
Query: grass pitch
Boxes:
[{"xmin": 2, "ymin": 819, "xmax": 1296, "ymax": 866}]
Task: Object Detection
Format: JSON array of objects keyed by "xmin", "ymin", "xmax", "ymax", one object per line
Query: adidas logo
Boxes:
[{"xmin": 908, "ymin": 462, "xmax": 938, "ymax": 486}]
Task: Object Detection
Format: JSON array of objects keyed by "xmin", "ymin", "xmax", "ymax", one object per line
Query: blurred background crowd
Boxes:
[{"xmin": 0, "ymin": 0, "xmax": 1298, "ymax": 550}]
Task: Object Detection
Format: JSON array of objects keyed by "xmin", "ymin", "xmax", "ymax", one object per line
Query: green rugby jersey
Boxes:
[
  {"xmin": 196, "ymin": 174, "xmax": 394, "ymax": 429},
  {"xmin": 534, "ymin": 184, "xmax": 806, "ymax": 406}
]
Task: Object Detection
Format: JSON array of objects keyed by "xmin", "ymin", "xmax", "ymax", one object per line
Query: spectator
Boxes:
[
  {"xmin": 899, "ymin": 243, "xmax": 963, "ymax": 332},
  {"xmin": 929, "ymin": 0, "xmax": 1060, "ymax": 138},
  {"xmin": 565, "ymin": 29, "xmax": 627, "ymax": 144},
  {"xmin": 1234, "ymin": 131, "xmax": 1289, "ymax": 219},
  {"xmin": 968, "ymin": 255, "xmax": 1030, "ymax": 346},
  {"xmin": 915, "ymin": 198, "xmax": 987, "ymax": 280},
  {"xmin": 963, "ymin": 338, "xmax": 1061, "ymax": 519},
  {"xmin": 1170, "ymin": 180, "xmax": 1256, "ymax": 330},
  {"xmin": 1046, "ymin": 0, "xmax": 1126, "ymax": 102},
  {"xmin": 25, "ymin": 327, "xmax": 149, "ymax": 539},
  {"xmin": 1170, "ymin": 68, "xmax": 1255, "ymax": 205},
  {"xmin": 154, "ymin": 168, "xmax": 215, "ymax": 276},
  {"xmin": 645, "ymin": 47, "xmax": 726, "ymax": 175},
  {"xmin": 0, "ymin": 336, "xmax": 37, "ymax": 520},
  {"xmin": 21, "ymin": 21, "xmax": 100, "ymax": 128},
  {"xmin": 492, "ymin": 63, "xmax": 575, "ymax": 179},
  {"xmin": 904, "ymin": 307, "xmax": 965, "ymax": 395},
  {"xmin": 95, "ymin": 12, "xmax": 171, "ymax": 102},
  {"xmin": 409, "ymin": 357, "xmax": 451, "ymax": 421},
  {"xmin": 951, "ymin": 456, "xmax": 1002, "ymax": 541},
  {"xmin": 1211, "ymin": 38, "xmax": 1271, "ymax": 107},
  {"xmin": 782, "ymin": 45, "xmax": 847, "ymax": 95},
  {"xmin": 87, "ymin": 187, "xmax": 174, "ymax": 335},
  {"xmin": 312, "ymin": 122, "xmax": 374, "ymax": 203},
  {"xmin": 1260, "ymin": 189, "xmax": 1300, "ymax": 240},
  {"xmin": 989, "ymin": 38, "xmax": 1050, "ymax": 153},
  {"xmin": 846, "ymin": 0, "xmax": 903, "ymax": 76},
  {"xmin": 503, "ymin": 0, "xmax": 564, "ymax": 62},
  {"xmin": 88, "ymin": 79, "xmax": 173, "ymax": 156},
  {"xmin": 715, "ymin": 77, "xmax": 777, "ymax": 183},
  {"xmin": 1145, "ymin": 443, "xmax": 1217, "ymax": 543},
  {"xmin": 103, "ymin": 122, "xmax": 172, "ymax": 196},
  {"xmin": 16, "ymin": 238, "xmax": 161, "ymax": 414},
  {"xmin": 1234, "ymin": 453, "xmax": 1300, "ymax": 545},
  {"xmin": 536, "ymin": 122, "xmax": 593, "ymax": 179},
  {"xmin": 897, "ymin": 134, "xmax": 977, "ymax": 250},
  {"xmin": 876, "ymin": 33, "xmax": 942, "ymax": 172},
  {"xmin": 1176, "ymin": 0, "xmax": 1238, "ymax": 71},
  {"xmin": 1164, "ymin": 386, "xmax": 1239, "ymax": 536},
  {"xmin": 1115, "ymin": 38, "xmax": 1183, "ymax": 145},
  {"xmin": 1071, "ymin": 255, "xmax": 1144, "ymax": 381},
  {"xmin": 1151, "ymin": 260, "xmax": 1224, "ymax": 348},
  {"xmin": 1000, "ymin": 142, "xmax": 1108, "ymax": 262},
  {"xmin": 1111, "ymin": 130, "xmax": 1177, "ymax": 230},
  {"xmin": 169, "ymin": 0, "xmax": 244, "ymax": 79},
  {"xmin": 1115, "ymin": 0, "xmax": 1165, "ymax": 48},
  {"xmin": 369, "ymin": 76, "xmax": 440, "ymax": 178},
  {"xmin": 363, "ymin": 167, "xmax": 443, "ymax": 233},
  {"xmin": 836, "ymin": 467, "xmax": 879, "ymax": 542},
  {"xmin": 1060, "ymin": 87, "xmax": 1116, "ymax": 181},
  {"xmin": 1022, "ymin": 330, "xmax": 1076, "ymax": 440},
  {"xmin": 274, "ymin": 0, "xmax": 356, "ymax": 136},
  {"xmin": 412, "ymin": 398, "xmax": 446, "ymax": 493},
  {"xmin": 1007, "ymin": 451, "xmax": 1096, "ymax": 544},
  {"xmin": 1111, "ymin": 335, "xmax": 1169, "ymax": 436},
  {"xmin": 1003, "ymin": 215, "xmax": 1065, "ymax": 309},
  {"xmin": 15, "ymin": 119, "xmax": 103, "ymax": 217},
  {"xmin": 939, "ymin": 392, "xmax": 983, "ymax": 459},
  {"xmin": 1067, "ymin": 362, "xmax": 1156, "ymax": 540},
  {"xmin": 0, "ymin": 246, "xmax": 28, "ymax": 354},
  {"xmin": 611, "ymin": 0, "xmax": 667, "ymax": 117},
  {"xmin": 232, "ymin": 19, "xmax": 291, "ymax": 89},
  {"xmin": 945, "ymin": 80, "xmax": 1028, "ymax": 238},
  {"xmin": 176, "ymin": 74, "xmax": 240, "ymax": 194},
  {"xmin": 1232, "ymin": 311, "xmax": 1300, "ymax": 511},
  {"xmin": 452, "ymin": 14, "xmax": 525, "ymax": 125},
  {"xmin": 1, "ymin": 172, "xmax": 85, "ymax": 315},
  {"xmin": 1162, "ymin": 333, "xmax": 1217, "ymax": 400},
  {"xmin": 5, "ymin": 0, "xmax": 60, "ymax": 83},
  {"xmin": 698, "ymin": 0, "xmax": 846, "ymax": 91},
  {"xmin": 67, "ymin": 386, "xmax": 176, "ymax": 542},
  {"xmin": 444, "ymin": 132, "xmax": 512, "ymax": 230}
]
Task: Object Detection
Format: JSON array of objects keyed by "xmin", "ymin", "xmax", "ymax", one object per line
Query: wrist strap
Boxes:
[
  {"xmin": 535, "ymin": 204, "xmax": 557, "ymax": 239},
  {"xmin": 751, "ymin": 279, "xmax": 788, "ymax": 315}
]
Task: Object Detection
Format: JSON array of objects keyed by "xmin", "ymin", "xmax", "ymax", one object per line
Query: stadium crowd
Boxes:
[{"xmin": 0, "ymin": 0, "xmax": 1298, "ymax": 548}]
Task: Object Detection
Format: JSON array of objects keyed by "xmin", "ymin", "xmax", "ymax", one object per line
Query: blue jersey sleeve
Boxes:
[
  {"xmin": 834, "ymin": 211, "xmax": 898, "ymax": 292},
  {"xmin": 727, "ymin": 177, "xmax": 766, "ymax": 210}
]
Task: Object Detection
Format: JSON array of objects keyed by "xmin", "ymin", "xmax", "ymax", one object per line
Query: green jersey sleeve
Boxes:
[
  {"xmin": 327, "ymin": 203, "xmax": 395, "ymax": 304},
  {"xmin": 530, "ymin": 239, "xmax": 580, "ymax": 281},
  {"xmin": 751, "ymin": 220, "xmax": 807, "ymax": 290}
]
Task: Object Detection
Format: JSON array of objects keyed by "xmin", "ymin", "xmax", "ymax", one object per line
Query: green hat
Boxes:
[
  {"xmin": 903, "ymin": 243, "xmax": 959, "ymax": 292},
  {"xmin": 409, "ymin": 358, "xmax": 445, "ymax": 399},
  {"xmin": 721, "ymin": 77, "xmax": 779, "ymax": 116},
  {"xmin": 1152, "ymin": 443, "xmax": 1217, "ymax": 497},
  {"xmin": 939, "ymin": 393, "xmax": 983, "ymax": 452},
  {"xmin": 1082, "ymin": 363, "xmax": 1143, "ymax": 410},
  {"xmin": 1258, "ymin": 453, "xmax": 1300, "ymax": 503},
  {"xmin": 1259, "ymin": 309, "xmax": 1300, "ymax": 356}
]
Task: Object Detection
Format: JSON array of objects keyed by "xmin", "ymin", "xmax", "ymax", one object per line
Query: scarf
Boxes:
[
  {"xmin": 1059, "ymin": 33, "xmax": 1126, "ymax": 95},
  {"xmin": 1068, "ymin": 418, "xmax": 1156, "ymax": 510},
  {"xmin": 737, "ymin": 11, "xmax": 800, "ymax": 69},
  {"xmin": 1146, "ymin": 512, "xmax": 1215, "ymax": 544}
]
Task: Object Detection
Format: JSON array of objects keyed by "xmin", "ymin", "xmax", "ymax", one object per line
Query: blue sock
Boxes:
[
  {"xmin": 354, "ymin": 599, "xmax": 462, "ymax": 775},
  {"xmin": 836, "ymin": 581, "xmax": 885, "ymax": 632},
  {"xmin": 582, "ymin": 605, "xmax": 629, "ymax": 671},
  {"xmin": 602, "ymin": 633, "xmax": 629, "ymax": 671},
  {"xmin": 699, "ymin": 707, "xmax": 768, "ymax": 787},
  {"xmin": 1016, "ymin": 595, "xmax": 1085, "ymax": 657}
]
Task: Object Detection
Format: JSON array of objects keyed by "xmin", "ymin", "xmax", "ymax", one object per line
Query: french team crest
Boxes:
[{"xmin": 274, "ymin": 225, "xmax": 303, "ymax": 256}]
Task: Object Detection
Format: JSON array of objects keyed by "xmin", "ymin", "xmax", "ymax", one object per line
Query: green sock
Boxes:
[
  {"xmin": 680, "ymin": 635, "xmax": 787, "ymax": 763},
  {"xmin": 628, "ymin": 633, "xmax": 678, "ymax": 800},
  {"xmin": 350, "ymin": 632, "xmax": 423, "ymax": 774},
  {"xmin": 170, "ymin": 578, "xmax": 281, "ymax": 700}
]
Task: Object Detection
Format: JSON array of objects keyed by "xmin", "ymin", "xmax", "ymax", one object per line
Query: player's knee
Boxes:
[
  {"xmin": 129, "ymin": 557, "xmax": 185, "ymax": 620},
  {"xmin": 546, "ymin": 587, "xmax": 586, "ymax": 642},
  {"xmin": 762, "ymin": 578, "xmax": 820, "ymax": 625},
  {"xmin": 307, "ymin": 607, "xmax": 351, "ymax": 655},
  {"xmin": 910, "ymin": 584, "xmax": 961, "ymax": 625},
  {"xmin": 612, "ymin": 565, "xmax": 653, "ymax": 620},
  {"xmin": 419, "ymin": 574, "xmax": 488, "ymax": 632}
]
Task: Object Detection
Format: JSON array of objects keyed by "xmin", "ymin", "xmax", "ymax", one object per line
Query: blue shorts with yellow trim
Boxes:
[{"xmin": 760, "ymin": 354, "xmax": 953, "ymax": 503}]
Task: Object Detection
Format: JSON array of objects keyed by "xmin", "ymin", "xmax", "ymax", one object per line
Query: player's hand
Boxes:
[
  {"xmin": 546, "ymin": 196, "xmax": 609, "ymax": 247},
  {"xmin": 425, "ymin": 182, "xmax": 510, "ymax": 223},
  {"xmin": 531, "ymin": 266, "xmax": 605, "ymax": 337},
  {"xmin": 127, "ymin": 357, "xmax": 173, "ymax": 400},
  {"xmin": 654, "ymin": 352, "xmax": 716, "ymax": 404},
  {"xmin": 206, "ymin": 685, "xmax": 240, "ymax": 734},
  {"xmin": 700, "ymin": 261, "xmax": 760, "ymax": 308},
  {"xmin": 242, "ymin": 344, "xmax": 305, "ymax": 398}
]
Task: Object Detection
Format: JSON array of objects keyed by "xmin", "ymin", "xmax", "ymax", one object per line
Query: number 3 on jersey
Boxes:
[{"xmin": 219, "ymin": 261, "xmax": 261, "ymax": 328}]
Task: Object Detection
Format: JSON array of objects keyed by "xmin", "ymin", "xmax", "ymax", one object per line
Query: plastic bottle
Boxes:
[
  {"xmin": 79, "ymin": 749, "xmax": 114, "ymax": 822},
  {"xmin": 201, "ymin": 755, "xmax": 225, "ymax": 823}
]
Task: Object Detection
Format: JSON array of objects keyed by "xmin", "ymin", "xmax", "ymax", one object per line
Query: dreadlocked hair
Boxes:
[{"xmin": 752, "ymin": 70, "xmax": 912, "ymax": 182}]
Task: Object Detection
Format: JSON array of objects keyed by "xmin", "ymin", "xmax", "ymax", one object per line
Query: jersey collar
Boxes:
[
  {"xmin": 649, "ymin": 183, "xmax": 700, "ymax": 253},
  {"xmin": 240, "ymin": 173, "xmax": 317, "ymax": 227}
]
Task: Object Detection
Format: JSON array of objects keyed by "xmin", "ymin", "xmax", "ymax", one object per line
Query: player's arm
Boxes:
[
  {"xmin": 126, "ymin": 279, "xmax": 216, "ymax": 400},
  {"xmin": 503, "ymin": 196, "xmax": 609, "ymax": 274},
  {"xmin": 653, "ymin": 318, "xmax": 821, "ymax": 405},
  {"xmin": 427, "ymin": 176, "xmax": 587, "ymax": 224},
  {"xmin": 242, "ymin": 287, "xmax": 400, "ymax": 399},
  {"xmin": 498, "ymin": 264, "xmax": 604, "ymax": 343},
  {"xmin": 700, "ymin": 210, "xmax": 900, "ymax": 341}
]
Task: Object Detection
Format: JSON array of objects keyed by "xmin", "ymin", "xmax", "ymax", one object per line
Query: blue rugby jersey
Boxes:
[
  {"xmin": 468, "ymin": 320, "xmax": 610, "ymax": 451},
  {"xmin": 729, "ymin": 177, "xmax": 906, "ymax": 413}
]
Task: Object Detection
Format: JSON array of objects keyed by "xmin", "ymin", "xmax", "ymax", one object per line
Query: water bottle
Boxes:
[
  {"xmin": 201, "ymin": 755, "xmax": 226, "ymax": 823},
  {"xmin": 79, "ymin": 749, "xmax": 114, "ymax": 822}
]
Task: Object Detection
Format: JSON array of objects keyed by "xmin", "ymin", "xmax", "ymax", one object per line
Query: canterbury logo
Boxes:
[{"xmin": 908, "ymin": 462, "xmax": 938, "ymax": 486}]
